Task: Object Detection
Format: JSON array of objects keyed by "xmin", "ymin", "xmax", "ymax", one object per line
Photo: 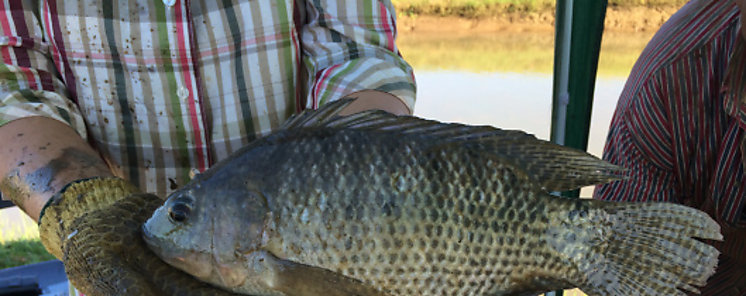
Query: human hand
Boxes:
[{"xmin": 38, "ymin": 177, "xmax": 242, "ymax": 296}]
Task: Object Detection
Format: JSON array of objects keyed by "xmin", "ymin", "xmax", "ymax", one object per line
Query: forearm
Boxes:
[
  {"xmin": 0, "ymin": 116, "xmax": 112, "ymax": 221},
  {"xmin": 338, "ymin": 90, "xmax": 411, "ymax": 116}
]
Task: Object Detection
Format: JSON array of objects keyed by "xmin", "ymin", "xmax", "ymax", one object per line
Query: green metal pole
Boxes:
[
  {"xmin": 551, "ymin": 0, "xmax": 608, "ymax": 197},
  {"xmin": 548, "ymin": 1, "xmax": 607, "ymax": 295}
]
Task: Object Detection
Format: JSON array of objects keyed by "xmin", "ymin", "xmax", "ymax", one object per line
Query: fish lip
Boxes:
[
  {"xmin": 142, "ymin": 223, "xmax": 217, "ymax": 281},
  {"xmin": 141, "ymin": 223, "xmax": 166, "ymax": 256},
  {"xmin": 141, "ymin": 224, "xmax": 156, "ymax": 248},
  {"xmin": 141, "ymin": 222, "xmax": 184, "ymax": 265}
]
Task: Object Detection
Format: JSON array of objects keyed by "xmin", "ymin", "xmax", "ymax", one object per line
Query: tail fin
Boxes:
[{"xmin": 577, "ymin": 202, "xmax": 722, "ymax": 295}]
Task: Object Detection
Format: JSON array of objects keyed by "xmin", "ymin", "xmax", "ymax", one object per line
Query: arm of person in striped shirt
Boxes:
[
  {"xmin": 590, "ymin": 94, "xmax": 680, "ymax": 205},
  {"xmin": 594, "ymin": 1, "xmax": 746, "ymax": 293},
  {"xmin": 300, "ymin": 0, "xmax": 417, "ymax": 113}
]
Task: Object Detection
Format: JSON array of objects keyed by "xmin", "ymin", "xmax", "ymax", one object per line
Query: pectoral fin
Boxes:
[{"xmin": 253, "ymin": 251, "xmax": 387, "ymax": 296}]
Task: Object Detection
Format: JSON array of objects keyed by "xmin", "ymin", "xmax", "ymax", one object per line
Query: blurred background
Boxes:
[{"xmin": 1, "ymin": 0, "xmax": 684, "ymax": 294}]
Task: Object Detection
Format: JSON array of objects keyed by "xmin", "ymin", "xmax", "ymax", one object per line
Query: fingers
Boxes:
[{"xmin": 63, "ymin": 193, "xmax": 244, "ymax": 296}]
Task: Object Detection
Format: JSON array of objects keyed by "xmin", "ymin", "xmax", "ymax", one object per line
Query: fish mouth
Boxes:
[
  {"xmin": 142, "ymin": 224, "xmax": 215, "ymax": 280},
  {"xmin": 141, "ymin": 225, "xmax": 161, "ymax": 253},
  {"xmin": 141, "ymin": 224, "xmax": 174, "ymax": 264}
]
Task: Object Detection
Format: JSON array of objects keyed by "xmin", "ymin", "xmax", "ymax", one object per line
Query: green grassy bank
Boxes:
[
  {"xmin": 1, "ymin": 239, "xmax": 54, "ymax": 269},
  {"xmin": 392, "ymin": 0, "xmax": 687, "ymax": 17},
  {"xmin": 1, "ymin": 207, "xmax": 51, "ymax": 269}
]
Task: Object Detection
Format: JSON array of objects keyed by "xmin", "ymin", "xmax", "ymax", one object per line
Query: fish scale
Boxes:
[
  {"xmin": 143, "ymin": 99, "xmax": 722, "ymax": 296},
  {"xmin": 261, "ymin": 128, "xmax": 577, "ymax": 295}
]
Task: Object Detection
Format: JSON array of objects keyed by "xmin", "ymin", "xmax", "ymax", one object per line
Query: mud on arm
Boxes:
[{"xmin": 0, "ymin": 116, "xmax": 112, "ymax": 222}]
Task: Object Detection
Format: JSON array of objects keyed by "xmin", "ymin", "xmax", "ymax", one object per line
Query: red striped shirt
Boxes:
[{"xmin": 593, "ymin": 0, "xmax": 746, "ymax": 293}]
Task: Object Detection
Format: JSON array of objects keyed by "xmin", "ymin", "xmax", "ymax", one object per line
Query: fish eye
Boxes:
[{"xmin": 169, "ymin": 202, "xmax": 191, "ymax": 223}]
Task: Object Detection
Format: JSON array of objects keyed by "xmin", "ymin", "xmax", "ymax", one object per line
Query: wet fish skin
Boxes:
[
  {"xmin": 143, "ymin": 99, "xmax": 722, "ymax": 296},
  {"xmin": 261, "ymin": 130, "xmax": 572, "ymax": 295}
]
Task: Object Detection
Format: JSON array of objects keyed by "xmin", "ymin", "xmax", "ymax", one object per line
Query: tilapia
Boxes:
[{"xmin": 143, "ymin": 98, "xmax": 722, "ymax": 296}]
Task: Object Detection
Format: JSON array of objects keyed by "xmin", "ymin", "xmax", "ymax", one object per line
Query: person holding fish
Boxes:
[
  {"xmin": 594, "ymin": 0, "xmax": 746, "ymax": 295},
  {"xmin": 0, "ymin": 0, "xmax": 414, "ymax": 295},
  {"xmin": 0, "ymin": 1, "xmax": 733, "ymax": 296}
]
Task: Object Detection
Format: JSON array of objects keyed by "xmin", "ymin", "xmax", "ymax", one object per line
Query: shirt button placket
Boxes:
[{"xmin": 164, "ymin": 0, "xmax": 211, "ymax": 168}]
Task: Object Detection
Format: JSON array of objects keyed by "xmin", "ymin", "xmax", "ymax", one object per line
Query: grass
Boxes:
[
  {"xmin": 391, "ymin": 0, "xmax": 688, "ymax": 17},
  {"xmin": 393, "ymin": 0, "xmax": 554, "ymax": 18},
  {"xmin": 0, "ymin": 207, "xmax": 54, "ymax": 269},
  {"xmin": 0, "ymin": 239, "xmax": 55, "ymax": 269}
]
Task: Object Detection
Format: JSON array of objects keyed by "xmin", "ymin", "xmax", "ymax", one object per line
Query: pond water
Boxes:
[{"xmin": 413, "ymin": 71, "xmax": 626, "ymax": 174}]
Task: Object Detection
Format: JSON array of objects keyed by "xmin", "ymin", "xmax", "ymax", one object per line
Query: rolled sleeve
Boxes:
[
  {"xmin": 300, "ymin": 0, "xmax": 416, "ymax": 110},
  {"xmin": 0, "ymin": 2, "xmax": 86, "ymax": 138}
]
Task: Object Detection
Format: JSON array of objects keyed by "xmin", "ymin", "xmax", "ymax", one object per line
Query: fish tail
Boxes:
[{"xmin": 572, "ymin": 201, "xmax": 722, "ymax": 295}]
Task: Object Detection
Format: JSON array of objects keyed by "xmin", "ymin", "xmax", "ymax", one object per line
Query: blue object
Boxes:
[{"xmin": 0, "ymin": 260, "xmax": 70, "ymax": 296}]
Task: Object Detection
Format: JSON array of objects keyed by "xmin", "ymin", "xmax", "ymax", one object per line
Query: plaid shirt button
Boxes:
[{"xmin": 177, "ymin": 86, "xmax": 189, "ymax": 100}]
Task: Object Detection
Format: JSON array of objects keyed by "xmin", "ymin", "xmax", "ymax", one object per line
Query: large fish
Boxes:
[{"xmin": 143, "ymin": 99, "xmax": 721, "ymax": 296}]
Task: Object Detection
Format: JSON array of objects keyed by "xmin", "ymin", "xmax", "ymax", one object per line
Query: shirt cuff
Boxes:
[
  {"xmin": 307, "ymin": 56, "xmax": 416, "ymax": 112},
  {"xmin": 0, "ymin": 89, "xmax": 87, "ymax": 139}
]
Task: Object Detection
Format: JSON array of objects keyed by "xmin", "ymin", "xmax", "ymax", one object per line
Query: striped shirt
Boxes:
[
  {"xmin": 593, "ymin": 0, "xmax": 745, "ymax": 293},
  {"xmin": 0, "ymin": 0, "xmax": 416, "ymax": 197}
]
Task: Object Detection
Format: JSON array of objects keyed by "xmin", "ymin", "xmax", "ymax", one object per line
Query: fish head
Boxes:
[
  {"xmin": 143, "ymin": 169, "xmax": 274, "ymax": 289},
  {"xmin": 142, "ymin": 186, "xmax": 215, "ymax": 280}
]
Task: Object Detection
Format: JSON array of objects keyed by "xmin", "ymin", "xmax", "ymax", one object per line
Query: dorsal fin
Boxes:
[{"xmin": 282, "ymin": 98, "xmax": 624, "ymax": 191}]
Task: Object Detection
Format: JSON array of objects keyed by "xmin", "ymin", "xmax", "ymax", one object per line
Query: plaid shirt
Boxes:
[
  {"xmin": 0, "ymin": 0, "xmax": 416, "ymax": 197},
  {"xmin": 593, "ymin": 0, "xmax": 745, "ymax": 293}
]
